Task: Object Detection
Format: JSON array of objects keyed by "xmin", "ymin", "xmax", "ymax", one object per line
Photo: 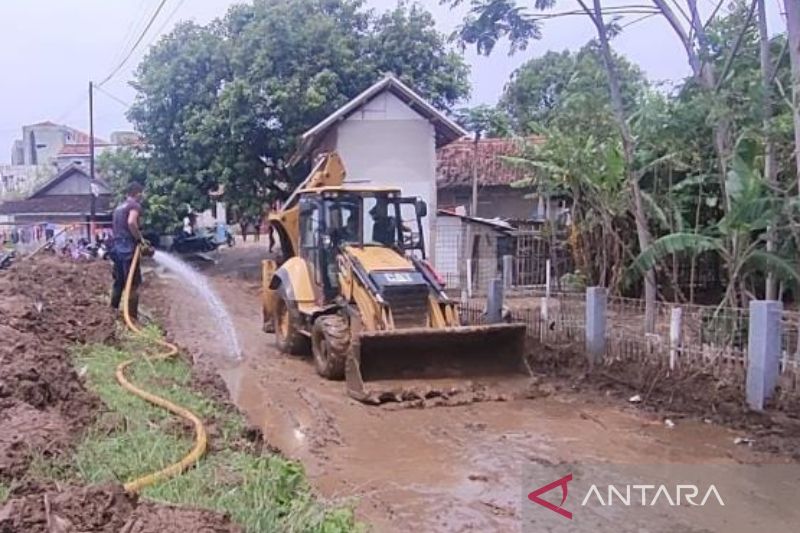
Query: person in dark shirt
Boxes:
[
  {"xmin": 110, "ymin": 182, "xmax": 145, "ymax": 321},
  {"xmin": 369, "ymin": 199, "xmax": 395, "ymax": 246}
]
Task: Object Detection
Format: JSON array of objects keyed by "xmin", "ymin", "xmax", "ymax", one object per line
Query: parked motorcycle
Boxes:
[
  {"xmin": 0, "ymin": 250, "xmax": 15, "ymax": 270},
  {"xmin": 169, "ymin": 231, "xmax": 221, "ymax": 255}
]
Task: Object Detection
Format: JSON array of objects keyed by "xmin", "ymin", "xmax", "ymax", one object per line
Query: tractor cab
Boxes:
[{"xmin": 298, "ymin": 187, "xmax": 427, "ymax": 300}]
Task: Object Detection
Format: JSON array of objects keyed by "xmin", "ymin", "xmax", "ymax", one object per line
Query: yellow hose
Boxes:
[{"xmin": 118, "ymin": 244, "xmax": 208, "ymax": 493}]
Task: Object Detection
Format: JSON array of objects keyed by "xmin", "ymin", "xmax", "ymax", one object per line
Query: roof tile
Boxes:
[{"xmin": 436, "ymin": 136, "xmax": 543, "ymax": 189}]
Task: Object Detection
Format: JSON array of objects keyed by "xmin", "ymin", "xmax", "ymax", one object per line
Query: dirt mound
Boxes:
[
  {"xmin": 0, "ymin": 256, "xmax": 111, "ymax": 481},
  {"xmin": 0, "ymin": 401, "xmax": 71, "ymax": 480},
  {"xmin": 0, "ymin": 255, "xmax": 114, "ymax": 345},
  {"xmin": 126, "ymin": 502, "xmax": 241, "ymax": 533},
  {"xmin": 0, "ymin": 484, "xmax": 240, "ymax": 533}
]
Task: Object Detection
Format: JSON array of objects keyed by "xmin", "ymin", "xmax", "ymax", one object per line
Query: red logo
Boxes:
[{"xmin": 528, "ymin": 473, "xmax": 573, "ymax": 520}]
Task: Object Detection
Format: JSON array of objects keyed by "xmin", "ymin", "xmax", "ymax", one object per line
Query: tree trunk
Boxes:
[
  {"xmin": 583, "ymin": 0, "xmax": 657, "ymax": 333},
  {"xmin": 758, "ymin": 0, "xmax": 778, "ymax": 299},
  {"xmin": 785, "ymin": 0, "xmax": 800, "ymax": 186},
  {"xmin": 651, "ymin": 0, "xmax": 732, "ymax": 203}
]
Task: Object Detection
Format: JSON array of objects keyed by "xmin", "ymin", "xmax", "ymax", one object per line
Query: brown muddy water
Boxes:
[{"xmin": 145, "ymin": 248, "xmax": 779, "ymax": 532}]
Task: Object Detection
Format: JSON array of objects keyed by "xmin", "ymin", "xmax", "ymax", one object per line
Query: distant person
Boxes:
[
  {"xmin": 254, "ymin": 218, "xmax": 262, "ymax": 242},
  {"xmin": 240, "ymin": 218, "xmax": 249, "ymax": 243},
  {"xmin": 267, "ymin": 222, "xmax": 276, "ymax": 252},
  {"xmin": 183, "ymin": 215, "xmax": 194, "ymax": 237},
  {"xmin": 110, "ymin": 182, "xmax": 145, "ymax": 321}
]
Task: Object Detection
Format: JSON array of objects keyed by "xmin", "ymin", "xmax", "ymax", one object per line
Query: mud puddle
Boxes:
[{"xmin": 146, "ymin": 248, "xmax": 779, "ymax": 532}]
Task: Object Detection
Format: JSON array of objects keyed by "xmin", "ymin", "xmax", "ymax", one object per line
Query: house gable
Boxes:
[{"xmin": 30, "ymin": 165, "xmax": 110, "ymax": 198}]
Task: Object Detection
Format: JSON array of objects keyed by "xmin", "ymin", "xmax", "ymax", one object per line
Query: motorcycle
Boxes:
[
  {"xmin": 0, "ymin": 250, "xmax": 15, "ymax": 270},
  {"xmin": 169, "ymin": 230, "xmax": 221, "ymax": 255}
]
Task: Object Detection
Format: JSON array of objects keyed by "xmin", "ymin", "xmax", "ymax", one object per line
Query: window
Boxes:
[
  {"xmin": 364, "ymin": 196, "xmax": 398, "ymax": 247},
  {"xmin": 326, "ymin": 196, "xmax": 361, "ymax": 245},
  {"xmin": 300, "ymin": 200, "xmax": 319, "ymax": 249}
]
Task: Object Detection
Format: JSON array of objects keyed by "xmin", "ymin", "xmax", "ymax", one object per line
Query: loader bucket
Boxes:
[{"xmin": 345, "ymin": 323, "xmax": 528, "ymax": 403}]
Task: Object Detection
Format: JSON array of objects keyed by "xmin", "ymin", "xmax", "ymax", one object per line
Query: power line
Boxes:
[
  {"xmin": 97, "ymin": 0, "xmax": 171, "ymax": 87},
  {"xmin": 94, "ymin": 85, "xmax": 133, "ymax": 109},
  {"xmin": 148, "ymin": 0, "xmax": 187, "ymax": 47},
  {"xmin": 108, "ymin": 0, "xmax": 155, "ymax": 70}
]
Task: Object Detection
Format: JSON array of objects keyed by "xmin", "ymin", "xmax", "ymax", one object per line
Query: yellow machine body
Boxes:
[{"xmin": 262, "ymin": 152, "xmax": 527, "ymax": 402}]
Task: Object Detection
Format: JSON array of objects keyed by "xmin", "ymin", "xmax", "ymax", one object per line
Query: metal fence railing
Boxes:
[{"xmin": 457, "ymin": 290, "xmax": 800, "ymax": 396}]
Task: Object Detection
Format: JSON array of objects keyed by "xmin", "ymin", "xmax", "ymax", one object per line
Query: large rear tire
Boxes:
[
  {"xmin": 311, "ymin": 314, "xmax": 349, "ymax": 380},
  {"xmin": 273, "ymin": 296, "xmax": 308, "ymax": 355}
]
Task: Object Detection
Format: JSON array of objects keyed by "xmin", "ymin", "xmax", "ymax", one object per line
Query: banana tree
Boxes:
[
  {"xmin": 632, "ymin": 149, "xmax": 800, "ymax": 308},
  {"xmin": 504, "ymin": 129, "xmax": 633, "ymax": 289}
]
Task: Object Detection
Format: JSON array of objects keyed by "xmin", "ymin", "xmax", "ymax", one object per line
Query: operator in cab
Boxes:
[
  {"xmin": 369, "ymin": 198, "xmax": 395, "ymax": 246},
  {"xmin": 110, "ymin": 182, "xmax": 145, "ymax": 321}
]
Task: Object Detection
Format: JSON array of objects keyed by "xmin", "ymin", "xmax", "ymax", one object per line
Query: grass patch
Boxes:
[
  {"xmin": 34, "ymin": 329, "xmax": 360, "ymax": 532},
  {"xmin": 0, "ymin": 483, "xmax": 8, "ymax": 505}
]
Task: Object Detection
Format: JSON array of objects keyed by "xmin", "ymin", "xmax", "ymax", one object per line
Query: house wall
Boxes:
[
  {"xmin": 438, "ymin": 186, "xmax": 566, "ymax": 221},
  {"xmin": 0, "ymin": 165, "xmax": 51, "ymax": 200},
  {"xmin": 11, "ymin": 141, "xmax": 24, "ymax": 166},
  {"xmin": 333, "ymin": 91, "xmax": 438, "ymax": 264},
  {"xmin": 435, "ymin": 215, "xmax": 463, "ymax": 287},
  {"xmin": 22, "ymin": 124, "xmax": 69, "ymax": 165}
]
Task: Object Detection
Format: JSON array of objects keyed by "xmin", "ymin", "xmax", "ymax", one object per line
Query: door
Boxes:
[{"xmin": 299, "ymin": 197, "xmax": 323, "ymax": 291}]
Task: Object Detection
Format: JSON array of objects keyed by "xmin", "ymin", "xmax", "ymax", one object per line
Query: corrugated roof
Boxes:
[
  {"xmin": 56, "ymin": 143, "xmax": 110, "ymax": 156},
  {"xmin": 291, "ymin": 74, "xmax": 468, "ymax": 165},
  {"xmin": 28, "ymin": 165, "xmax": 110, "ymax": 198},
  {"xmin": 0, "ymin": 194, "xmax": 112, "ymax": 216},
  {"xmin": 436, "ymin": 136, "xmax": 543, "ymax": 189},
  {"xmin": 437, "ymin": 208, "xmax": 514, "ymax": 231}
]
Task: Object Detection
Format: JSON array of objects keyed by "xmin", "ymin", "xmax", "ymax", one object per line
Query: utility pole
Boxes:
[
  {"xmin": 89, "ymin": 81, "xmax": 96, "ymax": 241},
  {"xmin": 471, "ymin": 130, "xmax": 480, "ymax": 216}
]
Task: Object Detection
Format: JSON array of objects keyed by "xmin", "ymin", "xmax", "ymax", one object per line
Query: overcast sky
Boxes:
[{"xmin": 0, "ymin": 0, "xmax": 788, "ymax": 164}]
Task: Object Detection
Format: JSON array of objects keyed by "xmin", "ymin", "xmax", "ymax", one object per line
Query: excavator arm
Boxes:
[{"xmin": 267, "ymin": 152, "xmax": 347, "ymax": 260}]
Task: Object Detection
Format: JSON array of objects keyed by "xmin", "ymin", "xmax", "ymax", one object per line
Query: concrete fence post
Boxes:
[
  {"xmin": 585, "ymin": 287, "xmax": 607, "ymax": 367},
  {"xmin": 487, "ymin": 278, "xmax": 504, "ymax": 324},
  {"xmin": 542, "ymin": 259, "xmax": 551, "ymax": 323},
  {"xmin": 746, "ymin": 300, "xmax": 782, "ymax": 411},
  {"xmin": 669, "ymin": 307, "xmax": 683, "ymax": 372},
  {"xmin": 466, "ymin": 258, "xmax": 473, "ymax": 298},
  {"xmin": 502, "ymin": 255, "xmax": 513, "ymax": 289},
  {"xmin": 540, "ymin": 259, "xmax": 552, "ymax": 343}
]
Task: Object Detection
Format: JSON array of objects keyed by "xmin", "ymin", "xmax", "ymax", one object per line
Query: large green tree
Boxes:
[
  {"xmin": 500, "ymin": 46, "xmax": 645, "ymax": 135},
  {"xmin": 120, "ymin": 0, "xmax": 470, "ymax": 231}
]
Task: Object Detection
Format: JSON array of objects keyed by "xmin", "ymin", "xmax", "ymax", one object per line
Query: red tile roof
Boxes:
[
  {"xmin": 436, "ymin": 136, "xmax": 543, "ymax": 189},
  {"xmin": 56, "ymin": 143, "xmax": 109, "ymax": 156}
]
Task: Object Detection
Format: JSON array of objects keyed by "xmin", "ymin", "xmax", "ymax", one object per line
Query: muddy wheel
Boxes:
[
  {"xmin": 273, "ymin": 296, "xmax": 307, "ymax": 355},
  {"xmin": 311, "ymin": 314, "xmax": 349, "ymax": 380},
  {"xmin": 262, "ymin": 305, "xmax": 275, "ymax": 333}
]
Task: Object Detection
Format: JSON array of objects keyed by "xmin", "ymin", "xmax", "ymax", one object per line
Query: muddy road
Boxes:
[{"xmin": 146, "ymin": 247, "xmax": 776, "ymax": 532}]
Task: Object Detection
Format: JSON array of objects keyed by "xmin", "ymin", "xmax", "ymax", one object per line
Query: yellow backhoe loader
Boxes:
[{"xmin": 261, "ymin": 153, "xmax": 527, "ymax": 403}]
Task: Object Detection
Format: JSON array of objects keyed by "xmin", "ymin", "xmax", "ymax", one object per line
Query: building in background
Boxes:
[
  {"xmin": 0, "ymin": 165, "xmax": 112, "ymax": 243},
  {"xmin": 9, "ymin": 121, "xmax": 140, "ymax": 169},
  {"xmin": 436, "ymin": 136, "xmax": 569, "ymax": 222},
  {"xmin": 292, "ymin": 74, "xmax": 468, "ymax": 266},
  {"xmin": 10, "ymin": 140, "xmax": 24, "ymax": 165},
  {"xmin": 0, "ymin": 165, "xmax": 53, "ymax": 200}
]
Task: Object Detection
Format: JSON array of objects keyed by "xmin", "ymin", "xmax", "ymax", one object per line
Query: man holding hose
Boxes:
[{"xmin": 110, "ymin": 182, "xmax": 145, "ymax": 321}]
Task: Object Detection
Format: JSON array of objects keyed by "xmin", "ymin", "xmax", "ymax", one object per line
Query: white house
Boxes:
[{"xmin": 291, "ymin": 74, "xmax": 467, "ymax": 266}]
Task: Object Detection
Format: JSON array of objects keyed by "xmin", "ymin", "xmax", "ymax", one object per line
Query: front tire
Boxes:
[
  {"xmin": 311, "ymin": 315, "xmax": 349, "ymax": 380},
  {"xmin": 273, "ymin": 296, "xmax": 308, "ymax": 355}
]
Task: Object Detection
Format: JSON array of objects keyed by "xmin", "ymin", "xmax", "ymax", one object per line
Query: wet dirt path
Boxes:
[{"xmin": 145, "ymin": 248, "xmax": 769, "ymax": 532}]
